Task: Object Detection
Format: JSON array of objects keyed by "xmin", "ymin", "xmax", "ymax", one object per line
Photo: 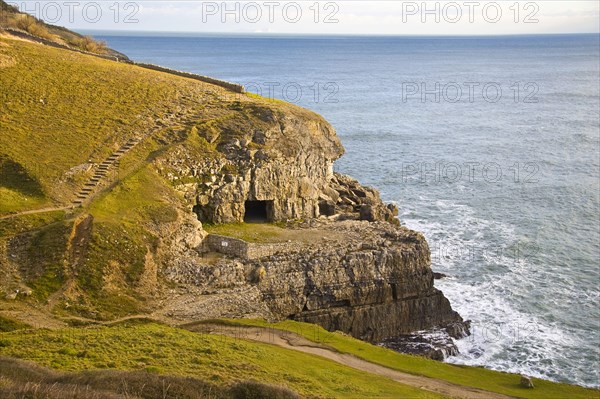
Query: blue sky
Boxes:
[{"xmin": 10, "ymin": 1, "xmax": 600, "ymax": 35}]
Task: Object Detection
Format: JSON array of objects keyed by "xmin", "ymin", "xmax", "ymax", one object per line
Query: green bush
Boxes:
[
  {"xmin": 70, "ymin": 36, "xmax": 108, "ymax": 54},
  {"xmin": 230, "ymin": 381, "xmax": 301, "ymax": 399}
]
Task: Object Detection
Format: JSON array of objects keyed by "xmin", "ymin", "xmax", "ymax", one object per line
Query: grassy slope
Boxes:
[
  {"xmin": 0, "ymin": 0, "xmax": 111, "ymax": 54},
  {"xmin": 0, "ymin": 321, "xmax": 446, "ymax": 399},
  {"xmin": 0, "ymin": 357, "xmax": 306, "ymax": 399},
  {"xmin": 0, "ymin": 34, "xmax": 205, "ymax": 213},
  {"xmin": 0, "ymin": 315, "xmax": 31, "ymax": 332},
  {"xmin": 218, "ymin": 319, "xmax": 598, "ymax": 399},
  {"xmin": 0, "ymin": 32, "xmax": 289, "ymax": 319}
]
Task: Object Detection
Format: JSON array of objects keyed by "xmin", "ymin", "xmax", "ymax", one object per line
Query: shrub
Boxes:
[
  {"xmin": 10, "ymin": 14, "xmax": 52, "ymax": 40},
  {"xmin": 71, "ymin": 36, "xmax": 108, "ymax": 54},
  {"xmin": 230, "ymin": 381, "xmax": 301, "ymax": 399}
]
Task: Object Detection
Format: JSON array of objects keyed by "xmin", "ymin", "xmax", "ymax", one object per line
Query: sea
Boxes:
[{"xmin": 94, "ymin": 32, "xmax": 600, "ymax": 388}]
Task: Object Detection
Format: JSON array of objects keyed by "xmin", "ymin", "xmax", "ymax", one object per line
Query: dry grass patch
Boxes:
[{"xmin": 0, "ymin": 53, "xmax": 15, "ymax": 67}]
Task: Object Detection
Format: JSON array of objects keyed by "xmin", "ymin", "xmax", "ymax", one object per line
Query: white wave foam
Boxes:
[{"xmin": 402, "ymin": 202, "xmax": 600, "ymax": 388}]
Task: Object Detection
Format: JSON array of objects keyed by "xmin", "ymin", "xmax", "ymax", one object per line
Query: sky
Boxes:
[{"xmin": 8, "ymin": 1, "xmax": 600, "ymax": 35}]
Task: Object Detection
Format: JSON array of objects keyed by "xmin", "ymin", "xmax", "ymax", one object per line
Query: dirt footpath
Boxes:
[{"xmin": 188, "ymin": 323, "xmax": 519, "ymax": 399}]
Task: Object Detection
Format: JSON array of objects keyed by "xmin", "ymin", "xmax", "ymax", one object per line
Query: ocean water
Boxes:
[{"xmin": 96, "ymin": 33, "xmax": 600, "ymax": 388}]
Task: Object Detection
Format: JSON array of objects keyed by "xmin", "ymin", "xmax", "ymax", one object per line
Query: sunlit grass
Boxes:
[
  {"xmin": 214, "ymin": 319, "xmax": 599, "ymax": 399},
  {"xmin": 0, "ymin": 321, "xmax": 446, "ymax": 398}
]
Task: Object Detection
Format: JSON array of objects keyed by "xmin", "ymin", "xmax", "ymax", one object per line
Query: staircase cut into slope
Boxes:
[{"xmin": 72, "ymin": 137, "xmax": 140, "ymax": 207}]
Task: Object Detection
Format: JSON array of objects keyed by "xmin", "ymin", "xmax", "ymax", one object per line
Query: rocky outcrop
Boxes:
[
  {"xmin": 154, "ymin": 99, "xmax": 468, "ymax": 348},
  {"xmin": 381, "ymin": 323, "xmax": 470, "ymax": 360},
  {"xmin": 159, "ymin": 101, "xmax": 400, "ymax": 226},
  {"xmin": 322, "ymin": 173, "xmax": 400, "ymax": 225},
  {"xmin": 161, "ymin": 219, "xmax": 468, "ymax": 344},
  {"xmin": 164, "ymin": 103, "xmax": 344, "ymax": 224},
  {"xmin": 252, "ymin": 221, "xmax": 465, "ymax": 342}
]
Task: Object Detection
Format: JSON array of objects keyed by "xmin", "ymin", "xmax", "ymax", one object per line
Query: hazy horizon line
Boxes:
[{"xmin": 81, "ymin": 29, "xmax": 600, "ymax": 38}]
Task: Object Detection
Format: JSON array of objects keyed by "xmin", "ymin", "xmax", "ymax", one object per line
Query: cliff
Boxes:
[
  {"xmin": 162, "ymin": 220, "xmax": 465, "ymax": 343},
  {"xmin": 151, "ymin": 100, "xmax": 466, "ymax": 343}
]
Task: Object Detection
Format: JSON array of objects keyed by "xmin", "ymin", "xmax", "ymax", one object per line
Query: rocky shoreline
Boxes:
[{"xmin": 380, "ymin": 321, "xmax": 471, "ymax": 361}]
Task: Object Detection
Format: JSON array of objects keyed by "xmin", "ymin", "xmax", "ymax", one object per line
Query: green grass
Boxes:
[
  {"xmin": 0, "ymin": 188, "xmax": 47, "ymax": 214},
  {"xmin": 0, "ymin": 211, "xmax": 65, "ymax": 238},
  {"xmin": 0, "ymin": 156, "xmax": 47, "ymax": 213},
  {"xmin": 204, "ymin": 223, "xmax": 289, "ymax": 243},
  {"xmin": 66, "ymin": 221, "xmax": 154, "ymax": 320},
  {"xmin": 245, "ymin": 91, "xmax": 291, "ymax": 106},
  {"xmin": 89, "ymin": 166, "xmax": 178, "ymax": 226},
  {"xmin": 0, "ymin": 321, "xmax": 447, "ymax": 398},
  {"xmin": 0, "ymin": 356, "xmax": 302, "ymax": 399},
  {"xmin": 0, "ymin": 315, "xmax": 31, "ymax": 332},
  {"xmin": 0, "ymin": 34, "xmax": 208, "ymax": 211},
  {"xmin": 213, "ymin": 319, "xmax": 598, "ymax": 399}
]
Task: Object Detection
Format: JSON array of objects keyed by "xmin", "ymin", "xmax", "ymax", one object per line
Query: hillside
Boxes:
[
  {"xmin": 0, "ymin": 20, "xmax": 598, "ymax": 399},
  {"xmin": 0, "ymin": 30, "xmax": 328, "ymax": 319},
  {"xmin": 0, "ymin": 0, "xmax": 124, "ymax": 57}
]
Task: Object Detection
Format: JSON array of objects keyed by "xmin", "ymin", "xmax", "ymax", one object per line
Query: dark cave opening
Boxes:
[{"xmin": 244, "ymin": 200, "xmax": 273, "ymax": 223}]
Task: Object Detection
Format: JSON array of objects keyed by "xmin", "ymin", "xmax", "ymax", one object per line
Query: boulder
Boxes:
[{"xmin": 520, "ymin": 375, "xmax": 535, "ymax": 389}]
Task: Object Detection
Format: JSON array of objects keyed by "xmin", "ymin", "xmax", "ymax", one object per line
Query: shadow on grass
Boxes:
[
  {"xmin": 0, "ymin": 156, "xmax": 45, "ymax": 198},
  {"xmin": 0, "ymin": 357, "xmax": 300, "ymax": 399}
]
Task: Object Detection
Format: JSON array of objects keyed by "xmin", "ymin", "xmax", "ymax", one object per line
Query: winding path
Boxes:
[
  {"xmin": 187, "ymin": 323, "xmax": 519, "ymax": 399},
  {"xmin": 0, "ymin": 206, "xmax": 70, "ymax": 221}
]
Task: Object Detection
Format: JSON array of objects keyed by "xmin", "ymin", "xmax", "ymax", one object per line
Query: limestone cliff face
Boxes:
[
  {"xmin": 164, "ymin": 102, "xmax": 344, "ymax": 223},
  {"xmin": 254, "ymin": 222, "xmax": 464, "ymax": 342},
  {"xmin": 160, "ymin": 220, "xmax": 466, "ymax": 343},
  {"xmin": 160, "ymin": 100, "xmax": 398, "ymax": 226}
]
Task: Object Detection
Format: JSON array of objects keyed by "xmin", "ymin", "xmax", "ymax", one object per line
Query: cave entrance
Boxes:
[{"xmin": 244, "ymin": 200, "xmax": 274, "ymax": 223}]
